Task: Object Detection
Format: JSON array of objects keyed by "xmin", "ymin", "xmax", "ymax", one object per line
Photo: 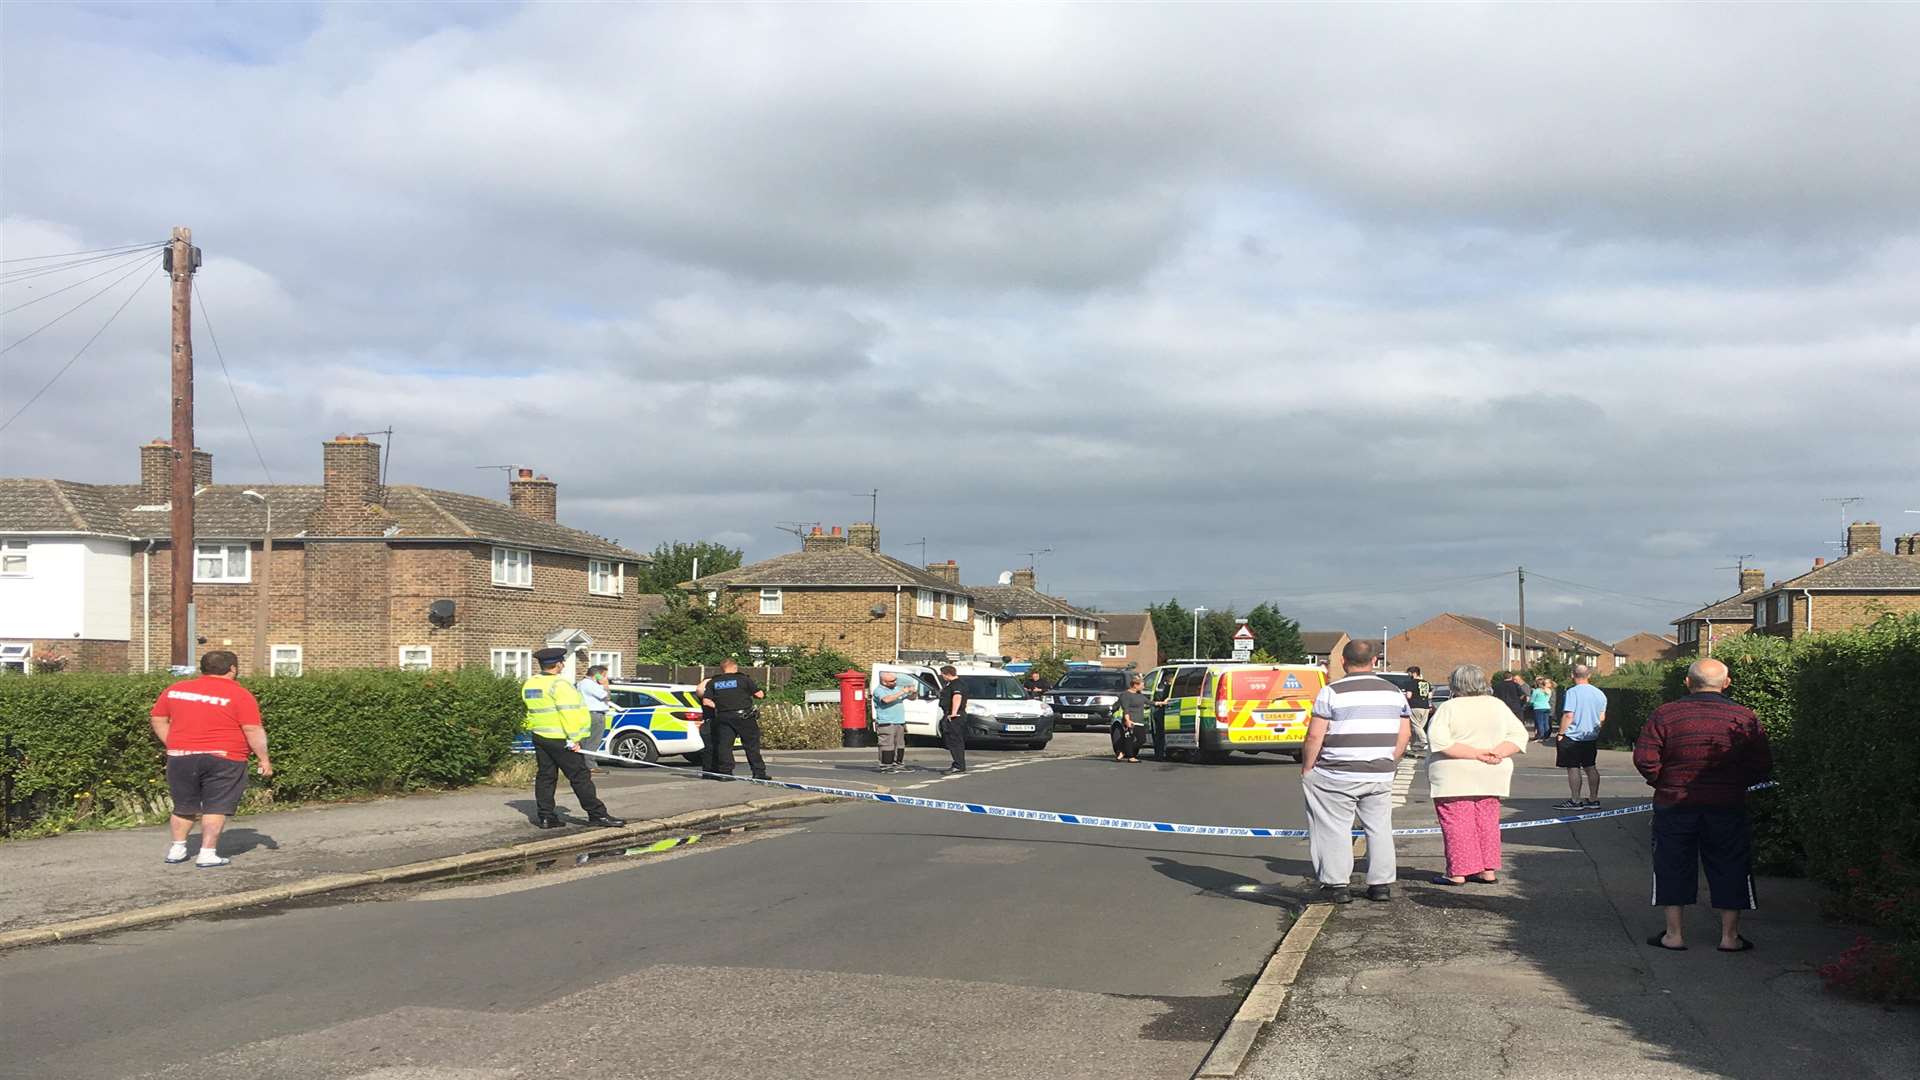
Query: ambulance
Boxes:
[{"xmin": 1142, "ymin": 662, "xmax": 1328, "ymax": 763}]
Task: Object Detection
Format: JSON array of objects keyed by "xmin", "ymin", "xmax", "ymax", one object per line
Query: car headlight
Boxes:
[{"xmin": 1095, "ymin": 695, "xmax": 1118, "ymax": 705}]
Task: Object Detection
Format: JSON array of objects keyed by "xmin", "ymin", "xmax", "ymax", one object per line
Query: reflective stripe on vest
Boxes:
[{"xmin": 522, "ymin": 674, "xmax": 591, "ymax": 740}]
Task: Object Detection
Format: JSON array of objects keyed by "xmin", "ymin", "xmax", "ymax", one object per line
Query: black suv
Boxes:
[{"xmin": 1043, "ymin": 669, "xmax": 1132, "ymax": 731}]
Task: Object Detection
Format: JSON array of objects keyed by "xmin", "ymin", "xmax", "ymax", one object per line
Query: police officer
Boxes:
[
  {"xmin": 522, "ymin": 647, "xmax": 625, "ymax": 829},
  {"xmin": 701, "ymin": 657, "xmax": 769, "ymax": 780}
]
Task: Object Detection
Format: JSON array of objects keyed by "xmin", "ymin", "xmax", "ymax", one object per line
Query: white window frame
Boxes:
[
  {"xmin": 1102, "ymin": 642, "xmax": 1127, "ymax": 658},
  {"xmin": 0, "ymin": 642, "xmax": 31, "ymax": 675},
  {"xmin": 953, "ymin": 595, "xmax": 968, "ymax": 623},
  {"xmin": 398, "ymin": 645, "xmax": 433, "ymax": 672},
  {"xmin": 1066, "ymin": 619, "xmax": 1080, "ymax": 639},
  {"xmin": 0, "ymin": 539, "xmax": 28, "ymax": 576},
  {"xmin": 760, "ymin": 587, "xmax": 784, "ymax": 615},
  {"xmin": 940, "ymin": 594, "xmax": 950, "ymax": 620},
  {"xmin": 491, "ymin": 648, "xmax": 533, "ymax": 678},
  {"xmin": 194, "ymin": 542, "xmax": 251, "ymax": 584},
  {"xmin": 587, "ymin": 650, "xmax": 622, "ymax": 678},
  {"xmin": 491, "ymin": 546, "xmax": 533, "ymax": 588},
  {"xmin": 916, "ymin": 589, "xmax": 935, "ymax": 617},
  {"xmin": 270, "ymin": 644, "xmax": 303, "ymax": 677},
  {"xmin": 588, "ymin": 559, "xmax": 623, "ymax": 597}
]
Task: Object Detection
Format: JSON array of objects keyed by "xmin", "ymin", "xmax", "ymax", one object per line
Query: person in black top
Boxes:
[
  {"xmin": 701, "ymin": 658, "xmax": 769, "ymax": 780},
  {"xmin": 1493, "ymin": 672, "xmax": 1530, "ymax": 721},
  {"xmin": 1112, "ymin": 675, "xmax": 1147, "ymax": 763},
  {"xmin": 938, "ymin": 665, "xmax": 968, "ymax": 773},
  {"xmin": 1023, "ymin": 672, "xmax": 1051, "ymax": 700}
]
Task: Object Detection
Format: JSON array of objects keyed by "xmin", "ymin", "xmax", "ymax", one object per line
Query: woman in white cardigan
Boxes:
[{"xmin": 1426, "ymin": 664, "xmax": 1533, "ymax": 885}]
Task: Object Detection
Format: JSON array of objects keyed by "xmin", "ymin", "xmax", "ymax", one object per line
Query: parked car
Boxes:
[
  {"xmin": 1143, "ymin": 662, "xmax": 1327, "ymax": 763},
  {"xmin": 510, "ymin": 681, "xmax": 710, "ymax": 765},
  {"xmin": 1042, "ymin": 668, "xmax": 1132, "ymax": 731},
  {"xmin": 869, "ymin": 662, "xmax": 1053, "ymax": 749}
]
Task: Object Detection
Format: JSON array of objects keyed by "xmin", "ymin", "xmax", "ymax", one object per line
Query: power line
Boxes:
[
  {"xmin": 1523, "ymin": 571, "xmax": 1693, "ymax": 609},
  {"xmin": 0, "ymin": 261, "xmax": 162, "ymax": 437},
  {"xmin": 1, "ymin": 246, "xmax": 163, "ymax": 316},
  {"xmin": 0, "ymin": 239, "xmax": 164, "ymax": 264},
  {"xmin": 193, "ymin": 279, "xmax": 274, "ymax": 484},
  {"xmin": 1, "ymin": 243, "xmax": 167, "ymax": 285},
  {"xmin": 0, "ymin": 251, "xmax": 161, "ymax": 356}
]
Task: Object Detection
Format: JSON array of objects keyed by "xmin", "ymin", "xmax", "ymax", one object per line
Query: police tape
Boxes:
[{"xmin": 577, "ymin": 748, "xmax": 1776, "ymax": 839}]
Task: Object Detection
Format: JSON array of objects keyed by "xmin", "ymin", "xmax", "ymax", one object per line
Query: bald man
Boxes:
[{"xmin": 1633, "ymin": 658, "xmax": 1773, "ymax": 952}]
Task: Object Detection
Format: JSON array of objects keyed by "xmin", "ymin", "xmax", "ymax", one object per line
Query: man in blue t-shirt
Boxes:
[
  {"xmin": 871, "ymin": 670, "xmax": 915, "ymax": 773},
  {"xmin": 1555, "ymin": 665, "xmax": 1608, "ymax": 810}
]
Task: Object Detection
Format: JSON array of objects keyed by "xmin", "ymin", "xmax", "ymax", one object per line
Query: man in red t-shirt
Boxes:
[{"xmin": 149, "ymin": 650, "xmax": 272, "ymax": 867}]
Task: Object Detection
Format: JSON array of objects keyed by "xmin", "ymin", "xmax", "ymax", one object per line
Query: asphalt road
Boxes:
[{"xmin": 1, "ymin": 736, "xmax": 1321, "ymax": 1080}]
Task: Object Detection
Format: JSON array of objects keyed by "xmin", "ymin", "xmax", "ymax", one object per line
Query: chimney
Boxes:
[
  {"xmin": 926, "ymin": 560, "xmax": 960, "ymax": 584},
  {"xmin": 848, "ymin": 521, "xmax": 878, "ymax": 551},
  {"xmin": 139, "ymin": 440, "xmax": 212, "ymax": 503},
  {"xmin": 1011, "ymin": 568, "xmax": 1036, "ymax": 589},
  {"xmin": 508, "ymin": 468, "xmax": 558, "ymax": 522},
  {"xmin": 1739, "ymin": 567, "xmax": 1764, "ymax": 593},
  {"xmin": 1845, "ymin": 521, "xmax": 1883, "ymax": 556},
  {"xmin": 802, "ymin": 525, "xmax": 847, "ymax": 553},
  {"xmin": 1813, "ymin": 557, "xmax": 1825, "ymax": 568},
  {"xmin": 311, "ymin": 434, "xmax": 390, "ymax": 536}
]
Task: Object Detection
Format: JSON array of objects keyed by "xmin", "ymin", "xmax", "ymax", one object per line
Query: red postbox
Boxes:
[{"xmin": 837, "ymin": 669, "xmax": 873, "ymax": 747}]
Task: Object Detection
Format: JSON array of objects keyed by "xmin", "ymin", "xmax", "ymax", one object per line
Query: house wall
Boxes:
[
  {"xmin": 1096, "ymin": 620, "xmax": 1158, "ymax": 670},
  {"xmin": 726, "ymin": 586, "xmax": 973, "ymax": 665},
  {"xmin": 973, "ymin": 613, "xmax": 1001, "ymax": 657},
  {"xmin": 1, "ymin": 537, "xmax": 133, "ymax": 641},
  {"xmin": 996, "ymin": 616, "xmax": 1099, "ymax": 662},
  {"xmin": 1384, "ymin": 618, "xmax": 1500, "ymax": 679},
  {"xmin": 1677, "ymin": 619, "xmax": 1752, "ymax": 657},
  {"xmin": 1784, "ymin": 592, "xmax": 1920, "ymax": 638}
]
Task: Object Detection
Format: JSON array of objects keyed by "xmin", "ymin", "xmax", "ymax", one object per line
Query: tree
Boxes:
[
  {"xmin": 1244, "ymin": 603, "xmax": 1305, "ymax": 663},
  {"xmin": 1026, "ymin": 650, "xmax": 1073, "ymax": 685},
  {"xmin": 634, "ymin": 593, "xmax": 750, "ymax": 664},
  {"xmin": 636, "ymin": 541, "xmax": 743, "ymax": 594}
]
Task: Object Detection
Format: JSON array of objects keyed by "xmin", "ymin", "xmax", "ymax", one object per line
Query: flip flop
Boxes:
[
  {"xmin": 1646, "ymin": 933, "xmax": 1687, "ymax": 951},
  {"xmin": 1718, "ymin": 936, "xmax": 1756, "ymax": 953},
  {"xmin": 1433, "ymin": 876, "xmax": 1470, "ymax": 886}
]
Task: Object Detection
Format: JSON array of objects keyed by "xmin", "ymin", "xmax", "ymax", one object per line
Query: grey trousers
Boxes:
[{"xmin": 1303, "ymin": 768, "xmax": 1398, "ymax": 887}]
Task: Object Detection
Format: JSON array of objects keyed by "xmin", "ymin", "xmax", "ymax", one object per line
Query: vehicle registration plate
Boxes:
[
  {"xmin": 1061, "ymin": 712, "xmax": 1089, "ymax": 719},
  {"xmin": 1004, "ymin": 724, "xmax": 1037, "ymax": 733}
]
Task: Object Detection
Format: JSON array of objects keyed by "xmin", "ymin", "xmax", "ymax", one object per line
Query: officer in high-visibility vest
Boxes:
[{"xmin": 523, "ymin": 647, "xmax": 625, "ymax": 829}]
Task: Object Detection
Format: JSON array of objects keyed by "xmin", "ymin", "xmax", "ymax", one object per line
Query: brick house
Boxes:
[
  {"xmin": 689, "ymin": 524, "xmax": 976, "ymax": 665},
  {"xmin": 1384, "ymin": 614, "xmax": 1603, "ymax": 679},
  {"xmin": 1612, "ymin": 631, "xmax": 1680, "ymax": 667},
  {"xmin": 1556, "ymin": 628, "xmax": 1624, "ymax": 675},
  {"xmin": 1672, "ymin": 568, "xmax": 1767, "ymax": 657},
  {"xmin": 968, "ymin": 569, "xmax": 1102, "ymax": 663},
  {"xmin": 1747, "ymin": 523, "xmax": 1920, "ymax": 639},
  {"xmin": 0, "ymin": 436, "xmax": 647, "ymax": 678},
  {"xmin": 1093, "ymin": 612, "xmax": 1157, "ymax": 670},
  {"xmin": 1300, "ymin": 630, "xmax": 1350, "ymax": 674}
]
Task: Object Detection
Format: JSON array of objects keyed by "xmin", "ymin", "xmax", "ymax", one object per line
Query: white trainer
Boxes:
[
  {"xmin": 165, "ymin": 843, "xmax": 190, "ymax": 864},
  {"xmin": 195, "ymin": 854, "xmax": 231, "ymax": 868}
]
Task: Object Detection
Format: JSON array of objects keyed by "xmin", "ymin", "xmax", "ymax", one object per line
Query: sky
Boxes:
[{"xmin": 2, "ymin": 2, "xmax": 1916, "ymax": 642}]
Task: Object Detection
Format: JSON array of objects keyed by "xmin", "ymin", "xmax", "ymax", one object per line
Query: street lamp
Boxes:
[
  {"xmin": 242, "ymin": 490, "xmax": 271, "ymax": 676},
  {"xmin": 1380, "ymin": 625, "xmax": 1388, "ymax": 669},
  {"xmin": 1192, "ymin": 606, "xmax": 1207, "ymax": 658}
]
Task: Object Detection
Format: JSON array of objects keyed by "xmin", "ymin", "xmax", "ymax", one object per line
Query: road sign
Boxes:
[
  {"xmin": 1232, "ymin": 624, "xmax": 1255, "ymax": 642},
  {"xmin": 1232, "ymin": 646, "xmax": 1252, "ymax": 661}
]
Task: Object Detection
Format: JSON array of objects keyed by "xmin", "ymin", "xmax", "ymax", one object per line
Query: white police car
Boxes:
[{"xmin": 511, "ymin": 681, "xmax": 709, "ymax": 765}]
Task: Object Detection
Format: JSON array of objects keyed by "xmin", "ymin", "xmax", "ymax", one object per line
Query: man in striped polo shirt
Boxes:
[{"xmin": 1301, "ymin": 639, "xmax": 1411, "ymax": 903}]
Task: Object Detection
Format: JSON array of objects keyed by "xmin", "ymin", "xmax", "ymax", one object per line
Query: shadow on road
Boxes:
[{"xmin": 210, "ymin": 828, "xmax": 278, "ymax": 856}]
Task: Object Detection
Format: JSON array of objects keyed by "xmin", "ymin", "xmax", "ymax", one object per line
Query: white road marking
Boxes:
[
  {"xmin": 1391, "ymin": 754, "xmax": 1421, "ymax": 808},
  {"xmin": 900, "ymin": 756, "xmax": 1056, "ymax": 790}
]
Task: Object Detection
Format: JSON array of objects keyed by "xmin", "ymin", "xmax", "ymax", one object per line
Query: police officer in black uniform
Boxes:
[{"xmin": 701, "ymin": 658, "xmax": 769, "ymax": 780}]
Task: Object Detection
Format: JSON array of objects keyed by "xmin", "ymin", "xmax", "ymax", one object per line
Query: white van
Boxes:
[{"xmin": 869, "ymin": 662, "xmax": 1054, "ymax": 750}]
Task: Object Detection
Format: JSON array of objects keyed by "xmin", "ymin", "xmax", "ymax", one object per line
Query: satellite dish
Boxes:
[
  {"xmin": 428, "ymin": 599, "xmax": 456, "ymax": 627},
  {"xmin": 869, "ymin": 603, "xmax": 887, "ymax": 618},
  {"xmin": 997, "ymin": 570, "xmax": 1014, "ymax": 585}
]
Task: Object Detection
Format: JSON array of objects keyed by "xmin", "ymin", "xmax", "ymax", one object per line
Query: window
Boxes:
[
  {"xmin": 705, "ymin": 590, "xmax": 719, "ymax": 611},
  {"xmin": 916, "ymin": 589, "xmax": 935, "ymax": 617},
  {"xmin": 760, "ymin": 588, "xmax": 784, "ymax": 615},
  {"xmin": 588, "ymin": 559, "xmax": 623, "ymax": 596},
  {"xmin": 398, "ymin": 646, "xmax": 432, "ymax": 672},
  {"xmin": 0, "ymin": 540, "xmax": 27, "ymax": 576},
  {"xmin": 194, "ymin": 543, "xmax": 250, "ymax": 583},
  {"xmin": 491, "ymin": 546, "xmax": 533, "ymax": 588},
  {"xmin": 587, "ymin": 650, "xmax": 622, "ymax": 678},
  {"xmin": 953, "ymin": 595, "xmax": 968, "ymax": 622},
  {"xmin": 940, "ymin": 594, "xmax": 950, "ymax": 620},
  {"xmin": 1102, "ymin": 643, "xmax": 1127, "ymax": 658},
  {"xmin": 1753, "ymin": 601, "xmax": 1768, "ymax": 629},
  {"xmin": 0, "ymin": 642, "xmax": 30, "ymax": 675},
  {"xmin": 1086, "ymin": 623, "xmax": 1097, "ymax": 641},
  {"xmin": 491, "ymin": 648, "xmax": 533, "ymax": 678},
  {"xmin": 270, "ymin": 645, "xmax": 303, "ymax": 677},
  {"xmin": 1067, "ymin": 619, "xmax": 1080, "ymax": 639}
]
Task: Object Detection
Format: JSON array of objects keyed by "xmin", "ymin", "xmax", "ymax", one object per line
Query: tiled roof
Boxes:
[
  {"xmin": 0, "ymin": 478, "xmax": 642, "ymax": 561},
  {"xmin": 1674, "ymin": 588, "xmax": 1764, "ymax": 625},
  {"xmin": 1100, "ymin": 613, "xmax": 1150, "ymax": 643},
  {"xmin": 1761, "ymin": 550, "xmax": 1920, "ymax": 592},
  {"xmin": 635, "ymin": 594, "xmax": 668, "ymax": 630},
  {"xmin": 969, "ymin": 583, "xmax": 1099, "ymax": 620},
  {"xmin": 1300, "ymin": 630, "xmax": 1348, "ymax": 654},
  {"xmin": 1557, "ymin": 628, "xmax": 1616, "ymax": 656},
  {"xmin": 1442, "ymin": 614, "xmax": 1595, "ymax": 655},
  {"xmin": 694, "ymin": 547, "xmax": 977, "ymax": 594}
]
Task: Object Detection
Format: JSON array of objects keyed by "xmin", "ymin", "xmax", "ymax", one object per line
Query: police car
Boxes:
[{"xmin": 510, "ymin": 681, "xmax": 709, "ymax": 765}]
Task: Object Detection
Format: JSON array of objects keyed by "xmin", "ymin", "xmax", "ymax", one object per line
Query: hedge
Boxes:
[{"xmin": 1, "ymin": 669, "xmax": 524, "ymax": 834}]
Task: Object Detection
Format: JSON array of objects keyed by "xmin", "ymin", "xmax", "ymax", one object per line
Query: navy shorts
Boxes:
[
  {"xmin": 166, "ymin": 754, "xmax": 250, "ymax": 816},
  {"xmin": 1555, "ymin": 738, "xmax": 1598, "ymax": 768},
  {"xmin": 1651, "ymin": 804, "xmax": 1755, "ymax": 910}
]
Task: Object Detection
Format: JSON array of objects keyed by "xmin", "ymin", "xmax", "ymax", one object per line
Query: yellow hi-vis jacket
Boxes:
[{"xmin": 521, "ymin": 673, "xmax": 592, "ymax": 742}]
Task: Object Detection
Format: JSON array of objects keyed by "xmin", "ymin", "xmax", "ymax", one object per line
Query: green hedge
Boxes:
[{"xmin": 1, "ymin": 669, "xmax": 524, "ymax": 833}]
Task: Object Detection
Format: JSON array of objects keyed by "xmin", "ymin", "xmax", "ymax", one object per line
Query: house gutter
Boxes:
[
  {"xmin": 1801, "ymin": 589, "xmax": 1814, "ymax": 633},
  {"xmin": 894, "ymin": 585, "xmax": 902, "ymax": 661},
  {"xmin": 142, "ymin": 539, "xmax": 156, "ymax": 673}
]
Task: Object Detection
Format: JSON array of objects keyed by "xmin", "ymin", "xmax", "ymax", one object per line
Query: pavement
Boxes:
[{"xmin": 2, "ymin": 737, "xmax": 1913, "ymax": 1080}]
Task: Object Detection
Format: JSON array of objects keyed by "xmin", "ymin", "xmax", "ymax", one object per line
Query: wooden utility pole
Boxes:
[
  {"xmin": 167, "ymin": 227, "xmax": 200, "ymax": 670},
  {"xmin": 1516, "ymin": 565, "xmax": 1528, "ymax": 675}
]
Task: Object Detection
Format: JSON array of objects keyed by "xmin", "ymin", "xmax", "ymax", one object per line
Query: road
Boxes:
[{"xmin": 0, "ymin": 736, "xmax": 1322, "ymax": 1080}]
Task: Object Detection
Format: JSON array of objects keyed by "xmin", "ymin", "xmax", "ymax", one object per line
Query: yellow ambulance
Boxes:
[{"xmin": 1142, "ymin": 662, "xmax": 1328, "ymax": 763}]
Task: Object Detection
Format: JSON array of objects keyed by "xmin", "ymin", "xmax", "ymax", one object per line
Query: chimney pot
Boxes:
[
  {"xmin": 831, "ymin": 526, "xmax": 842, "ymax": 536},
  {"xmin": 1814, "ymin": 558, "xmax": 1825, "ymax": 567},
  {"xmin": 517, "ymin": 468, "xmax": 533, "ymax": 479}
]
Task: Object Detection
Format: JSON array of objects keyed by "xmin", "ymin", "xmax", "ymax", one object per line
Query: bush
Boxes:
[
  {"xmin": 1, "ymin": 669, "xmax": 525, "ymax": 835},
  {"xmin": 758, "ymin": 702, "xmax": 842, "ymax": 750}
]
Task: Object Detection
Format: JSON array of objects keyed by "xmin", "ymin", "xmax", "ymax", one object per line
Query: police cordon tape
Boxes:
[{"xmin": 577, "ymin": 748, "xmax": 1776, "ymax": 839}]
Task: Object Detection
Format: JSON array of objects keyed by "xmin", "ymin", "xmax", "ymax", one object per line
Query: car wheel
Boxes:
[
  {"xmin": 1198, "ymin": 749, "xmax": 1230, "ymax": 765},
  {"xmin": 610, "ymin": 731, "xmax": 658, "ymax": 765}
]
